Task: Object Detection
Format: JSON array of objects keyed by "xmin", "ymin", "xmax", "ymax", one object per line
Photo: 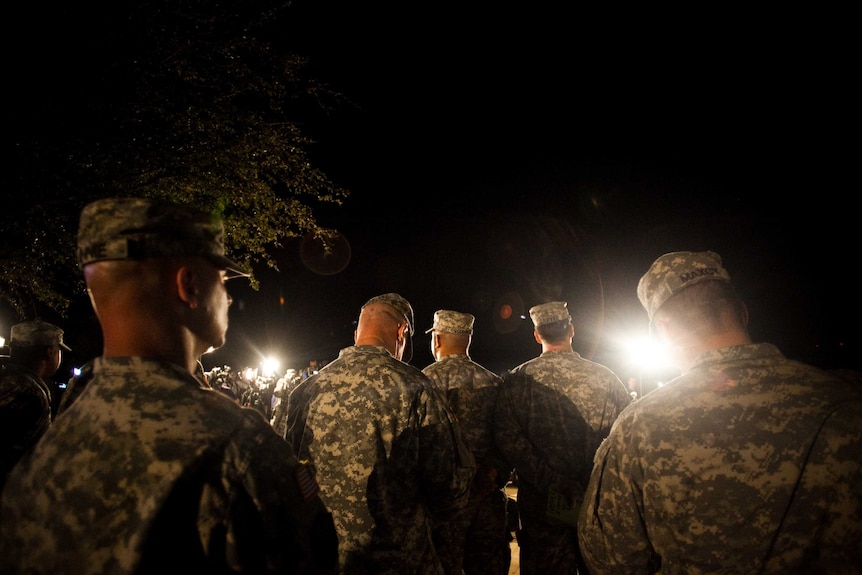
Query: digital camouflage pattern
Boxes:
[
  {"xmin": 528, "ymin": 301, "xmax": 571, "ymax": 327},
  {"xmin": 424, "ymin": 310, "xmax": 475, "ymax": 335},
  {"xmin": 422, "ymin": 354, "xmax": 504, "ymax": 474},
  {"xmin": 578, "ymin": 343, "xmax": 862, "ymax": 574},
  {"xmin": 9, "ymin": 320, "xmax": 71, "ymax": 350},
  {"xmin": 285, "ymin": 345, "xmax": 476, "ymax": 575},
  {"xmin": 0, "ymin": 362, "xmax": 53, "ymax": 487},
  {"xmin": 76, "ymin": 197, "xmax": 249, "ymax": 277},
  {"xmin": 494, "ymin": 349, "xmax": 631, "ymax": 575},
  {"xmin": 0, "ymin": 356, "xmax": 339, "ymax": 575},
  {"xmin": 637, "ymin": 250, "xmax": 731, "ymax": 321},
  {"xmin": 422, "ymin": 353, "xmax": 511, "ymax": 575}
]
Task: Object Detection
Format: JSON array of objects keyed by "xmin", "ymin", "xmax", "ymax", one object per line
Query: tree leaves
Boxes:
[{"xmin": 2, "ymin": 0, "xmax": 349, "ymax": 318}]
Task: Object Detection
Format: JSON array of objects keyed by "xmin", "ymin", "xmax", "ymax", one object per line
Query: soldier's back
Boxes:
[{"xmin": 0, "ymin": 356, "xmax": 338, "ymax": 575}]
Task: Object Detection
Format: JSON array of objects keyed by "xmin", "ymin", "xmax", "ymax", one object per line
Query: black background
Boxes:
[
  {"xmin": 8, "ymin": 3, "xmax": 858, "ymax": 383},
  {"xmin": 214, "ymin": 2, "xmax": 857, "ymax": 380}
]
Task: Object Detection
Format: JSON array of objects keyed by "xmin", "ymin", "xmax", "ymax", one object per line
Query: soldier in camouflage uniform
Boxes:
[
  {"xmin": 422, "ymin": 310, "xmax": 512, "ymax": 575},
  {"xmin": 270, "ymin": 368, "xmax": 300, "ymax": 437},
  {"xmin": 494, "ymin": 301, "xmax": 631, "ymax": 575},
  {"xmin": 0, "ymin": 197, "xmax": 338, "ymax": 574},
  {"xmin": 284, "ymin": 294, "xmax": 476, "ymax": 575},
  {"xmin": 0, "ymin": 320, "xmax": 70, "ymax": 488},
  {"xmin": 578, "ymin": 251, "xmax": 862, "ymax": 574}
]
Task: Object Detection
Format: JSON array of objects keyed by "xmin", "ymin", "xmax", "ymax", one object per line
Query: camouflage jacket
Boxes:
[
  {"xmin": 578, "ymin": 343, "xmax": 862, "ymax": 574},
  {"xmin": 0, "ymin": 362, "xmax": 53, "ymax": 486},
  {"xmin": 285, "ymin": 345, "xmax": 476, "ymax": 575},
  {"xmin": 422, "ymin": 353, "xmax": 508, "ymax": 476},
  {"xmin": 0, "ymin": 356, "xmax": 338, "ymax": 575},
  {"xmin": 494, "ymin": 349, "xmax": 630, "ymax": 526}
]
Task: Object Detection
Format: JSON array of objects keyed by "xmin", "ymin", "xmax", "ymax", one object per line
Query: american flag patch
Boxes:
[{"xmin": 295, "ymin": 461, "xmax": 320, "ymax": 502}]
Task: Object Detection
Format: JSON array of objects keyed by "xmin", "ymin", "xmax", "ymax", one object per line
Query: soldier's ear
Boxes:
[{"xmin": 175, "ymin": 264, "xmax": 197, "ymax": 308}]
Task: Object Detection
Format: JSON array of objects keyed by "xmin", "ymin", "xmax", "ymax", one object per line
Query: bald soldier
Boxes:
[
  {"xmin": 422, "ymin": 310, "xmax": 511, "ymax": 575},
  {"xmin": 494, "ymin": 301, "xmax": 631, "ymax": 575},
  {"xmin": 285, "ymin": 294, "xmax": 476, "ymax": 575},
  {"xmin": 0, "ymin": 197, "xmax": 338, "ymax": 574},
  {"xmin": 578, "ymin": 251, "xmax": 862, "ymax": 574}
]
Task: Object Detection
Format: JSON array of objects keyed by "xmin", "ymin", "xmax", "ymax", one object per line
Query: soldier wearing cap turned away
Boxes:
[
  {"xmin": 578, "ymin": 251, "xmax": 862, "ymax": 574},
  {"xmin": 0, "ymin": 197, "xmax": 338, "ymax": 575},
  {"xmin": 494, "ymin": 301, "xmax": 631, "ymax": 575},
  {"xmin": 284, "ymin": 294, "xmax": 476, "ymax": 575},
  {"xmin": 0, "ymin": 320, "xmax": 70, "ymax": 488},
  {"xmin": 421, "ymin": 310, "xmax": 511, "ymax": 575}
]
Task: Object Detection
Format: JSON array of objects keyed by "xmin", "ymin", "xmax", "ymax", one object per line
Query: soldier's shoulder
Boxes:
[
  {"xmin": 394, "ymin": 357, "xmax": 432, "ymax": 382},
  {"xmin": 470, "ymin": 361, "xmax": 503, "ymax": 382},
  {"xmin": 507, "ymin": 356, "xmax": 539, "ymax": 374},
  {"xmin": 0, "ymin": 369, "xmax": 44, "ymax": 397}
]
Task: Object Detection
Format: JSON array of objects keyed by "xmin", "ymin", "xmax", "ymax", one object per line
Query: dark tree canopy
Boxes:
[{"xmin": 2, "ymin": 0, "xmax": 349, "ymax": 322}]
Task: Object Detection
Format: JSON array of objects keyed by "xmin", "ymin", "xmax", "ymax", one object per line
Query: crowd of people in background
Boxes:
[
  {"xmin": 1, "ymin": 196, "xmax": 860, "ymax": 574},
  {"xmin": 205, "ymin": 361, "xmax": 321, "ymax": 423}
]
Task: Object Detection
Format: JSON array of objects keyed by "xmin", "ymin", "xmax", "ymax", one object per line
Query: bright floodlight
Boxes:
[
  {"xmin": 261, "ymin": 356, "xmax": 281, "ymax": 378},
  {"xmin": 624, "ymin": 334, "xmax": 675, "ymax": 372}
]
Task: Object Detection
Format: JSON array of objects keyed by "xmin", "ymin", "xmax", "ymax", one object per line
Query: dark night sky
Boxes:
[
  {"xmin": 6, "ymin": 3, "xmax": 857, "ymax": 381},
  {"xmin": 206, "ymin": 2, "xmax": 858, "ymax": 378}
]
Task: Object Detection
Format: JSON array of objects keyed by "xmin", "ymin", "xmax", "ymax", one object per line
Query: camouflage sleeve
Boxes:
[
  {"xmin": 493, "ymin": 369, "xmax": 574, "ymax": 493},
  {"xmin": 283, "ymin": 378, "xmax": 317, "ymax": 464},
  {"xmin": 760, "ymin": 399, "xmax": 862, "ymax": 572},
  {"xmin": 230, "ymin": 417, "xmax": 339, "ymax": 574},
  {"xmin": 480, "ymin": 378, "xmax": 511, "ymax": 484},
  {"xmin": 418, "ymin": 382, "xmax": 475, "ymax": 521},
  {"xmin": 578, "ymin": 412, "xmax": 658, "ymax": 574},
  {"xmin": 0, "ymin": 376, "xmax": 52, "ymax": 479}
]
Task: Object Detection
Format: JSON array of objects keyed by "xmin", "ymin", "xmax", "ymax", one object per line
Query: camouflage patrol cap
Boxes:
[
  {"xmin": 637, "ymin": 250, "xmax": 732, "ymax": 321},
  {"xmin": 362, "ymin": 293, "xmax": 414, "ymax": 363},
  {"xmin": 529, "ymin": 301, "xmax": 571, "ymax": 327},
  {"xmin": 10, "ymin": 320, "xmax": 71, "ymax": 351},
  {"xmin": 76, "ymin": 197, "xmax": 250, "ymax": 278},
  {"xmin": 424, "ymin": 310, "xmax": 475, "ymax": 335}
]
